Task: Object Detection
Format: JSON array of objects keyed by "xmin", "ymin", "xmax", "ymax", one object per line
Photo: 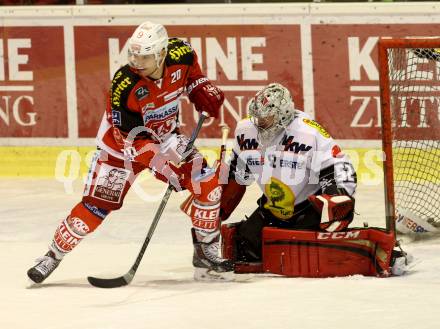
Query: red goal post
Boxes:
[{"xmin": 378, "ymin": 38, "xmax": 440, "ymax": 235}]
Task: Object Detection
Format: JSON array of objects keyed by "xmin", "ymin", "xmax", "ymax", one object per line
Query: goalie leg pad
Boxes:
[
  {"xmin": 220, "ymin": 223, "xmax": 264, "ymax": 274},
  {"xmin": 262, "ymin": 227, "xmax": 395, "ymax": 277}
]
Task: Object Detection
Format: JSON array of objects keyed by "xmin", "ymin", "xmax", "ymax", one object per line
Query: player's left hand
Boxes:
[
  {"xmin": 187, "ymin": 77, "xmax": 224, "ymax": 118},
  {"xmin": 308, "ymin": 194, "xmax": 354, "ymax": 232}
]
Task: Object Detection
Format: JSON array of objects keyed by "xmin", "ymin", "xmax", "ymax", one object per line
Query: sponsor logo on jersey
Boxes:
[
  {"xmin": 264, "ymin": 177, "xmax": 295, "ymax": 220},
  {"xmin": 83, "ymin": 202, "xmax": 108, "ymax": 220},
  {"xmin": 67, "ymin": 216, "xmax": 91, "ymax": 235},
  {"xmin": 54, "ymin": 217, "xmax": 83, "ymax": 252},
  {"xmin": 279, "ymin": 159, "xmax": 301, "ymax": 169},
  {"xmin": 237, "ymin": 134, "xmax": 259, "ymax": 150},
  {"xmin": 193, "ymin": 208, "xmax": 220, "ymax": 220},
  {"xmin": 112, "ymin": 110, "xmax": 121, "ymax": 126},
  {"xmin": 143, "ymin": 100, "xmax": 179, "ymax": 124},
  {"xmin": 246, "ymin": 156, "xmax": 264, "ymax": 166},
  {"xmin": 169, "ymin": 43, "xmax": 193, "ymax": 61},
  {"xmin": 135, "ymin": 86, "xmax": 149, "ymax": 100},
  {"xmin": 303, "ymin": 119, "xmax": 331, "ymax": 138},
  {"xmin": 317, "ymin": 231, "xmax": 361, "ymax": 239},
  {"xmin": 93, "ymin": 165, "xmax": 129, "ymax": 203},
  {"xmin": 112, "ymin": 76, "xmax": 132, "ymax": 107},
  {"xmin": 281, "ymin": 135, "xmax": 312, "ymax": 153}
]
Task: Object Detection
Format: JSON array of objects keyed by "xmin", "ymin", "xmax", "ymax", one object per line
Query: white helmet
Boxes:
[
  {"xmin": 128, "ymin": 21, "xmax": 168, "ymax": 69},
  {"xmin": 248, "ymin": 83, "xmax": 295, "ymax": 143}
]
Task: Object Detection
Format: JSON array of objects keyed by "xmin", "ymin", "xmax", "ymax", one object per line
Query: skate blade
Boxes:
[
  {"xmin": 26, "ymin": 279, "xmax": 42, "ymax": 289},
  {"xmin": 194, "ymin": 268, "xmax": 235, "ymax": 282}
]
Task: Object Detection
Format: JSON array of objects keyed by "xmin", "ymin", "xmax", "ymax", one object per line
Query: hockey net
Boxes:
[{"xmin": 379, "ymin": 38, "xmax": 440, "ymax": 233}]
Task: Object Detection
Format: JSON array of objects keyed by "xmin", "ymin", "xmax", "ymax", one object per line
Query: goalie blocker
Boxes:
[{"xmin": 221, "ymin": 224, "xmax": 396, "ymax": 277}]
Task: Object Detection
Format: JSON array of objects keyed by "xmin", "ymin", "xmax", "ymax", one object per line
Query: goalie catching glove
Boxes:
[
  {"xmin": 187, "ymin": 77, "xmax": 224, "ymax": 118},
  {"xmin": 308, "ymin": 194, "xmax": 354, "ymax": 232}
]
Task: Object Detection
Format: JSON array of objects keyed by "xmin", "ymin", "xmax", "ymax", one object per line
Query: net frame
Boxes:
[{"xmin": 378, "ymin": 38, "xmax": 440, "ymax": 234}]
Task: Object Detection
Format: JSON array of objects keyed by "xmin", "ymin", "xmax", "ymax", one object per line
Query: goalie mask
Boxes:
[
  {"xmin": 248, "ymin": 83, "xmax": 295, "ymax": 144},
  {"xmin": 127, "ymin": 21, "xmax": 168, "ymax": 70}
]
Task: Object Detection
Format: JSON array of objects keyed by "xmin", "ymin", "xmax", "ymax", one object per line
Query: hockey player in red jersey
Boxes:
[
  {"xmin": 27, "ymin": 21, "xmax": 233, "ymax": 284},
  {"xmin": 219, "ymin": 83, "xmax": 412, "ymax": 276}
]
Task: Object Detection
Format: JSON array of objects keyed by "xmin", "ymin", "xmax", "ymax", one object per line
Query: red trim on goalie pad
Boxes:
[
  {"xmin": 262, "ymin": 228, "xmax": 395, "ymax": 277},
  {"xmin": 235, "ymin": 261, "xmax": 263, "ymax": 273},
  {"xmin": 221, "ymin": 224, "xmax": 264, "ymax": 273},
  {"xmin": 221, "ymin": 223, "xmax": 236, "ymax": 260}
]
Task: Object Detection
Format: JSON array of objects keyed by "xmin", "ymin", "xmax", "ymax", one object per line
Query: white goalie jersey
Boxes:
[{"xmin": 230, "ymin": 110, "xmax": 357, "ymax": 220}]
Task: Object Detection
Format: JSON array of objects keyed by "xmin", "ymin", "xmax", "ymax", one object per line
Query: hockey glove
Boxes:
[
  {"xmin": 187, "ymin": 77, "xmax": 224, "ymax": 118},
  {"xmin": 308, "ymin": 194, "xmax": 354, "ymax": 232}
]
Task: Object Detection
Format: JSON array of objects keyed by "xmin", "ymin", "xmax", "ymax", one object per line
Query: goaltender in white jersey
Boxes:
[
  {"xmin": 220, "ymin": 83, "xmax": 411, "ymax": 274},
  {"xmin": 220, "ymin": 83, "xmax": 358, "ymax": 262},
  {"xmin": 231, "ymin": 109, "xmax": 356, "ymax": 221}
]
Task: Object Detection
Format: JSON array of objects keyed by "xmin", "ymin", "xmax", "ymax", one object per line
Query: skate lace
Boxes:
[
  {"xmin": 35, "ymin": 256, "xmax": 59, "ymax": 274},
  {"xmin": 201, "ymin": 242, "xmax": 223, "ymax": 264}
]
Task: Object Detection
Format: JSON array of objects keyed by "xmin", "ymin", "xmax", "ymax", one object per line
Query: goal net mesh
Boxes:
[{"xmin": 387, "ymin": 46, "xmax": 440, "ymax": 226}]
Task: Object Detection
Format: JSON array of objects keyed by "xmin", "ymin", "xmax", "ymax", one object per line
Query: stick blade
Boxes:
[{"xmin": 87, "ymin": 272, "xmax": 133, "ymax": 288}]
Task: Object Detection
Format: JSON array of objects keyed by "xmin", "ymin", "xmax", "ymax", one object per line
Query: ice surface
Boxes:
[{"xmin": 1, "ymin": 178, "xmax": 440, "ymax": 329}]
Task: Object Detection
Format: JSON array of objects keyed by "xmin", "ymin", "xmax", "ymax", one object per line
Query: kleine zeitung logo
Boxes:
[{"xmin": 0, "ymin": 38, "xmax": 37, "ymax": 127}]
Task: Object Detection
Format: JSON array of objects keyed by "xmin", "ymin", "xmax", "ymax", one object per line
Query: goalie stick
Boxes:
[{"xmin": 87, "ymin": 112, "xmax": 209, "ymax": 288}]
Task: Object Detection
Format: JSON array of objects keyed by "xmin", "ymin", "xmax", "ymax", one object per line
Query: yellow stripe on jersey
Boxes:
[{"xmin": 302, "ymin": 118, "xmax": 331, "ymax": 138}]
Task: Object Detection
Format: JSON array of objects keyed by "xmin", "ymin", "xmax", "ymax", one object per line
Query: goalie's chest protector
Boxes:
[{"xmin": 234, "ymin": 114, "xmax": 324, "ymax": 219}]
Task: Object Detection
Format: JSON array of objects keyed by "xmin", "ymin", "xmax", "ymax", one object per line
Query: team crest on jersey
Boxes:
[
  {"xmin": 237, "ymin": 134, "xmax": 259, "ymax": 150},
  {"xmin": 264, "ymin": 177, "xmax": 295, "ymax": 220},
  {"xmin": 135, "ymin": 86, "xmax": 149, "ymax": 100},
  {"xmin": 281, "ymin": 135, "xmax": 312, "ymax": 153},
  {"xmin": 92, "ymin": 164, "xmax": 130, "ymax": 203},
  {"xmin": 303, "ymin": 119, "xmax": 331, "ymax": 138}
]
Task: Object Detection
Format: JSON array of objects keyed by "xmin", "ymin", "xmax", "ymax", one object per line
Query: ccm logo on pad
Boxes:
[{"xmin": 317, "ymin": 231, "xmax": 360, "ymax": 240}]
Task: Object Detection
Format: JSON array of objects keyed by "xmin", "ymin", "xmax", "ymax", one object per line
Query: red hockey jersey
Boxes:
[{"xmin": 96, "ymin": 38, "xmax": 204, "ymax": 159}]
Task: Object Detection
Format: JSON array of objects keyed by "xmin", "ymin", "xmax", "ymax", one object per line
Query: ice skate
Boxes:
[
  {"xmin": 27, "ymin": 250, "xmax": 62, "ymax": 284},
  {"xmin": 191, "ymin": 228, "xmax": 234, "ymax": 281}
]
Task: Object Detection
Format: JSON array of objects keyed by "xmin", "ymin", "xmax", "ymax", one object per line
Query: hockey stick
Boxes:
[
  {"xmin": 219, "ymin": 125, "xmax": 230, "ymax": 162},
  {"xmin": 87, "ymin": 112, "xmax": 209, "ymax": 288}
]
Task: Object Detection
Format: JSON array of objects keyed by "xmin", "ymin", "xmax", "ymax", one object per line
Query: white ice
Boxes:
[{"xmin": 1, "ymin": 177, "xmax": 440, "ymax": 329}]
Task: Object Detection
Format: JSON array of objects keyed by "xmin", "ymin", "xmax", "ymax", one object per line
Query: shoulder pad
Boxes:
[
  {"xmin": 234, "ymin": 117, "xmax": 257, "ymax": 138},
  {"xmin": 110, "ymin": 65, "xmax": 140, "ymax": 108},
  {"xmin": 166, "ymin": 38, "xmax": 195, "ymax": 66},
  {"xmin": 236, "ymin": 117, "xmax": 254, "ymax": 130}
]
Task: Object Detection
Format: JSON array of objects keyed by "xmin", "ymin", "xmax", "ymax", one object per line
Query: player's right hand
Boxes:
[{"xmin": 187, "ymin": 77, "xmax": 224, "ymax": 118}]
